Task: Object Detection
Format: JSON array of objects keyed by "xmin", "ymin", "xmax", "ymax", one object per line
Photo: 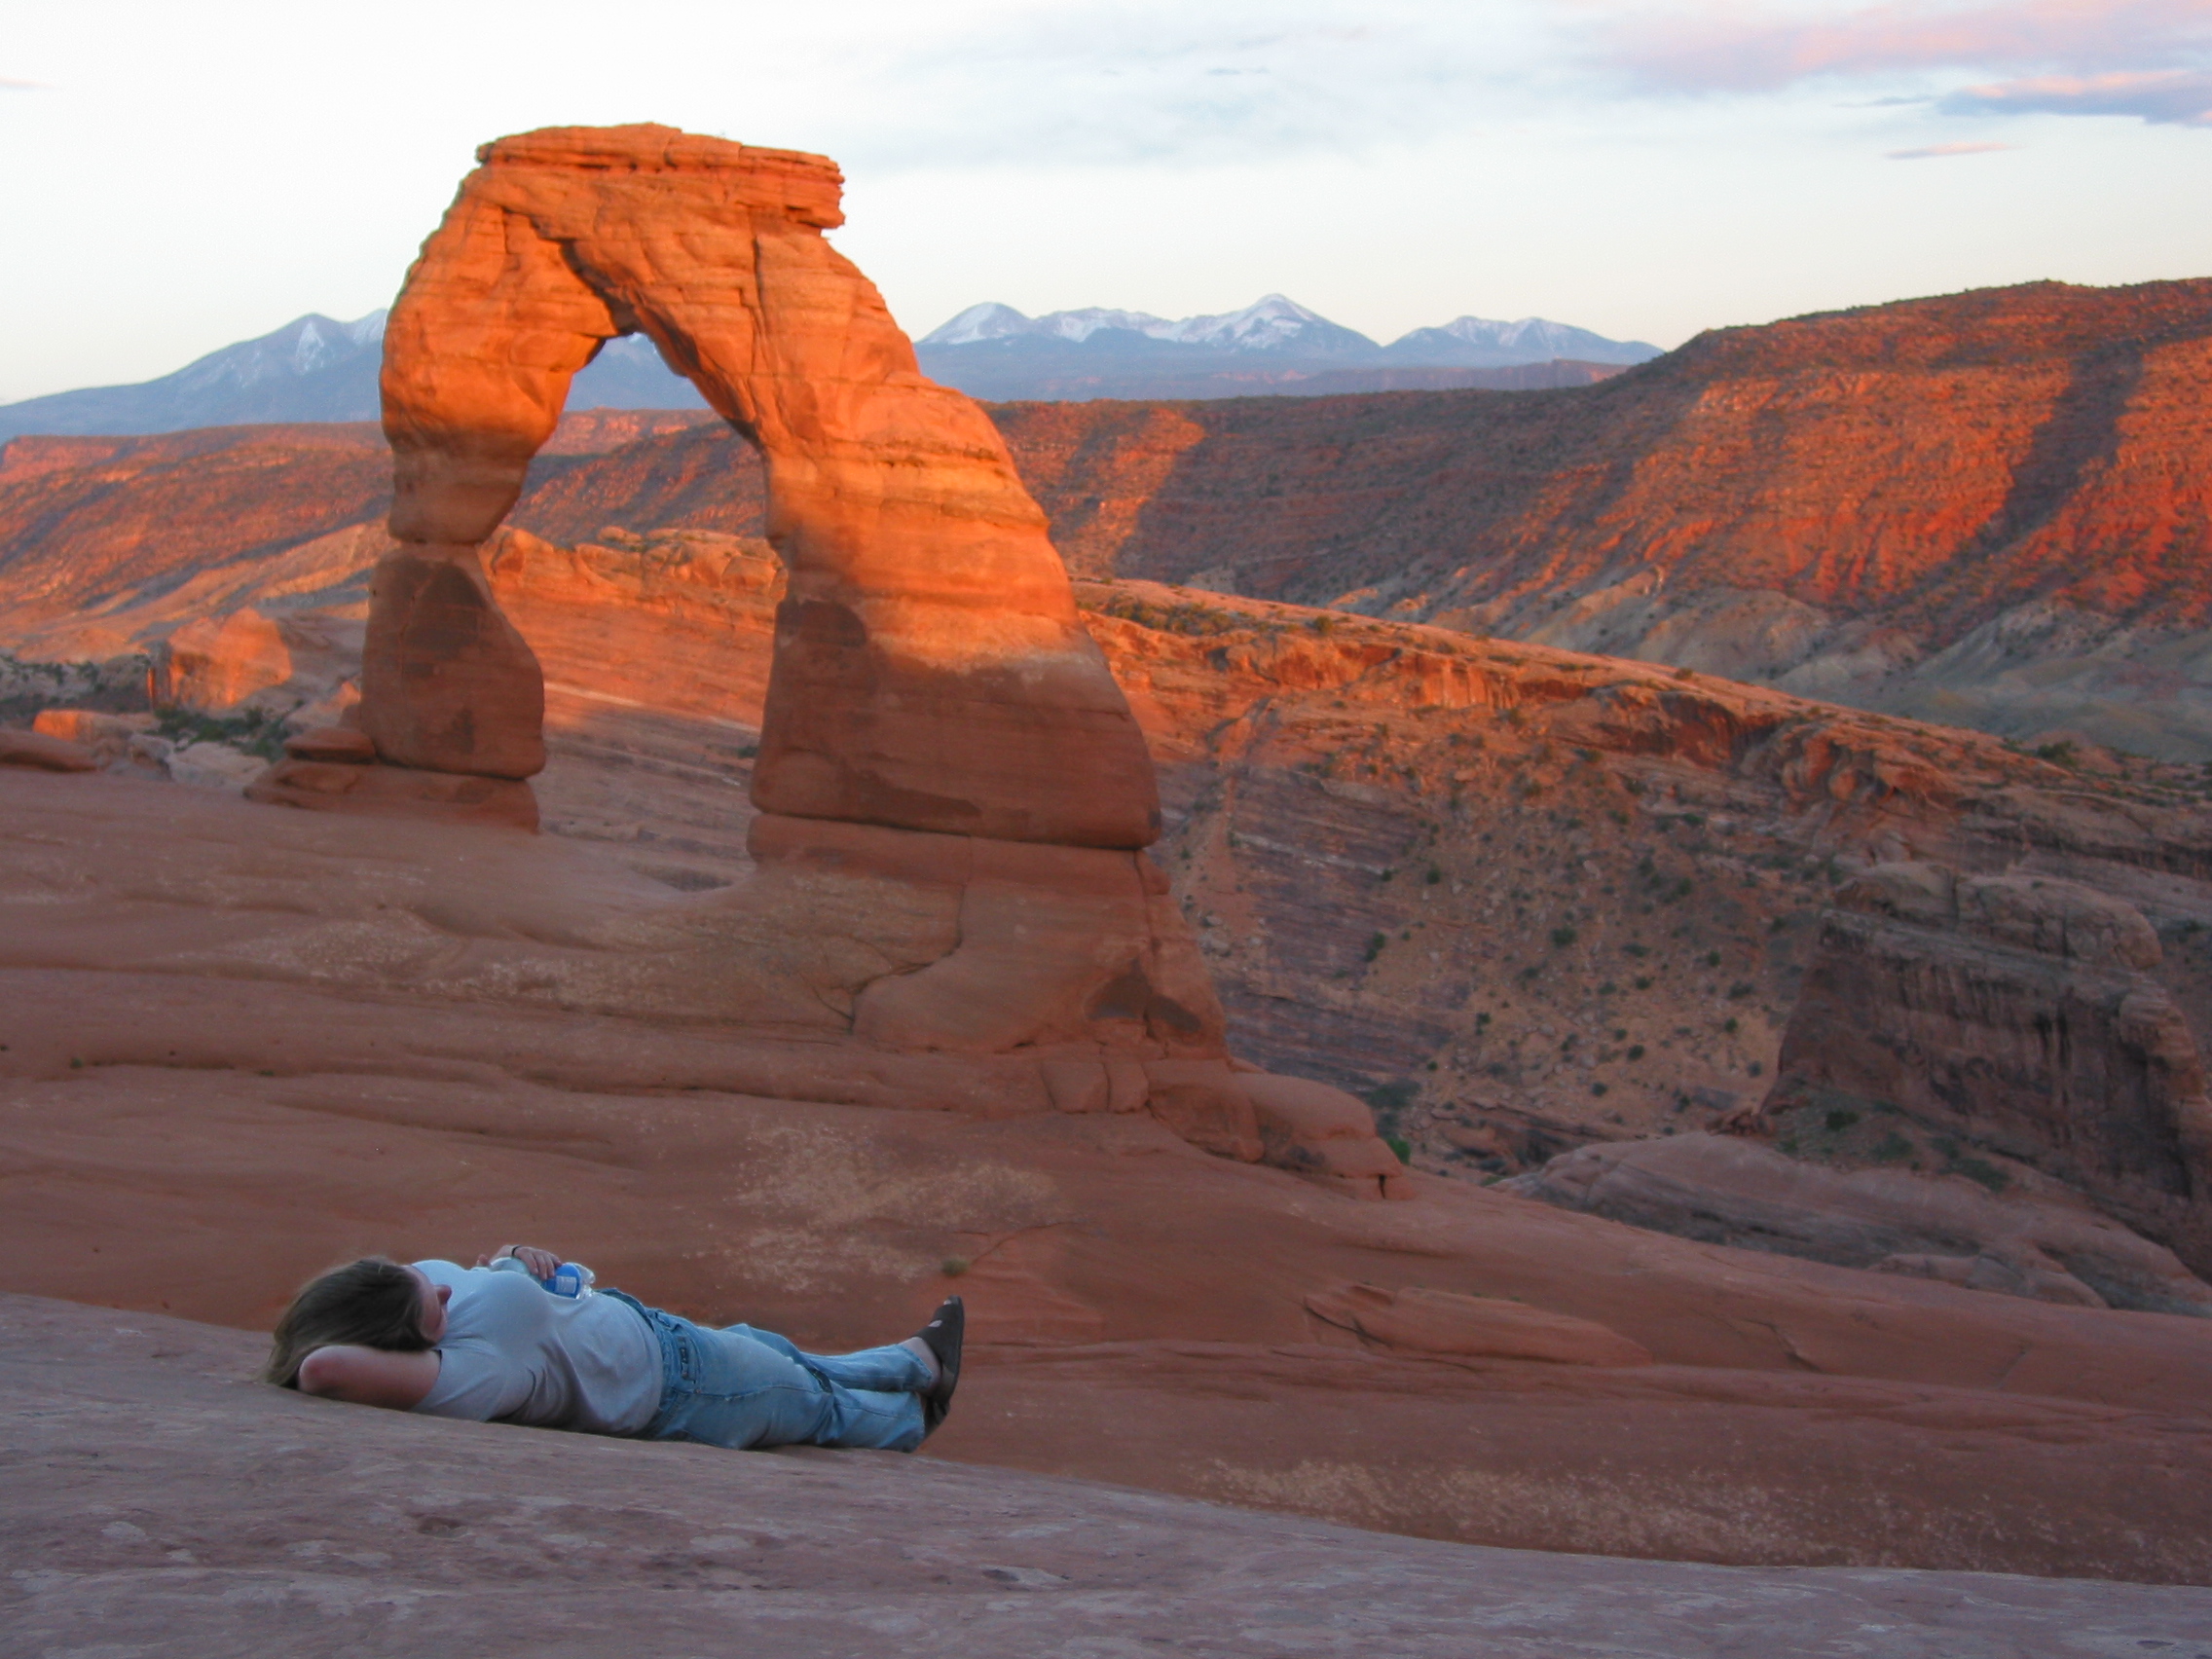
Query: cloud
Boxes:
[
  {"xmin": 1600, "ymin": 0, "xmax": 2212, "ymax": 93},
  {"xmin": 1886, "ymin": 139, "xmax": 2016, "ymax": 156},
  {"xmin": 0, "ymin": 78, "xmax": 50, "ymax": 91},
  {"xmin": 833, "ymin": 2, "xmax": 1530, "ymax": 170},
  {"xmin": 1941, "ymin": 65, "xmax": 2212, "ymax": 121}
]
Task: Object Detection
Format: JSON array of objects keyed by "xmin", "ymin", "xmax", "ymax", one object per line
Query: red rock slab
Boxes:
[
  {"xmin": 280, "ymin": 724, "xmax": 377, "ymax": 763},
  {"xmin": 0, "ymin": 728, "xmax": 98, "ymax": 772},
  {"xmin": 8, "ymin": 969, "xmax": 2212, "ymax": 1584},
  {"xmin": 1305, "ymin": 1280, "xmax": 1655, "ymax": 1365},
  {"xmin": 937, "ymin": 1338, "xmax": 2212, "ymax": 1584},
  {"xmin": 12, "ymin": 1296, "xmax": 2211, "ymax": 1655},
  {"xmin": 245, "ymin": 756, "xmax": 539, "ymax": 830}
]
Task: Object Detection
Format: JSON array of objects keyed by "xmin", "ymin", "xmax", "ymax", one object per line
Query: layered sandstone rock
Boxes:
[
  {"xmin": 0, "ymin": 728, "xmax": 97, "ymax": 772},
  {"xmin": 1751, "ymin": 863, "xmax": 2212, "ymax": 1275},
  {"xmin": 368, "ymin": 124, "xmax": 1156, "ymax": 848},
  {"xmin": 286, "ymin": 129, "xmax": 1391, "ymax": 1168},
  {"xmin": 1507, "ymin": 1131, "xmax": 2212, "ymax": 1315},
  {"xmin": 28, "ymin": 709, "xmax": 154, "ymax": 765},
  {"xmin": 1304, "ymin": 1281, "xmax": 1653, "ymax": 1365},
  {"xmin": 158, "ymin": 607, "xmax": 362, "ymax": 724}
]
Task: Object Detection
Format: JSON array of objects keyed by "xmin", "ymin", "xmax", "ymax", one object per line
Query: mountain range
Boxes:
[
  {"xmin": 0, "ymin": 297, "xmax": 1661, "ymax": 438},
  {"xmin": 0, "ymin": 314, "xmax": 699, "ymax": 442},
  {"xmin": 913, "ymin": 295, "xmax": 1660, "ymax": 400}
]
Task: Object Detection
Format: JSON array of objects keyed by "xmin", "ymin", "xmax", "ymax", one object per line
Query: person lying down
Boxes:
[{"xmin": 263, "ymin": 1244, "xmax": 963, "ymax": 1454}]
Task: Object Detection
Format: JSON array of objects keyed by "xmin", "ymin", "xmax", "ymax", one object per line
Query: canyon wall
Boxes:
[
  {"xmin": 8, "ymin": 276, "xmax": 2206, "ymax": 753},
  {"xmin": 1754, "ymin": 863, "xmax": 2212, "ymax": 1274}
]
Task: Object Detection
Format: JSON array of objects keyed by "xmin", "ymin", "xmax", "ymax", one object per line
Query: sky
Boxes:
[{"xmin": 2, "ymin": 0, "xmax": 2208, "ymax": 403}]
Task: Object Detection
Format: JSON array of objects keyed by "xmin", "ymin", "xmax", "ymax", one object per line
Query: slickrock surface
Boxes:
[
  {"xmin": 10, "ymin": 1297, "xmax": 2209, "ymax": 1658},
  {"xmin": 18, "ymin": 521, "xmax": 2212, "ymax": 1242},
  {"xmin": 6, "ymin": 770, "xmax": 2212, "ymax": 1582}
]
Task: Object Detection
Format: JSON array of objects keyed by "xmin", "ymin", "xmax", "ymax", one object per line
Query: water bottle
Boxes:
[
  {"xmin": 546, "ymin": 1262, "xmax": 596, "ymax": 1300},
  {"xmin": 489, "ymin": 1256, "xmax": 596, "ymax": 1299}
]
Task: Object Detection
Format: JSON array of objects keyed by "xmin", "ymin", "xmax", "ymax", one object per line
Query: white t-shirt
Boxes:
[{"xmin": 409, "ymin": 1261, "xmax": 661, "ymax": 1435}]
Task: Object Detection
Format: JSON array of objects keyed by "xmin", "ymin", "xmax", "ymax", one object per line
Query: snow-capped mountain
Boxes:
[
  {"xmin": 1383, "ymin": 315, "xmax": 1660, "ymax": 368},
  {"xmin": 0, "ymin": 294, "xmax": 1661, "ymax": 438},
  {"xmin": 0, "ymin": 314, "xmax": 704, "ymax": 441},
  {"xmin": 920, "ymin": 294, "xmax": 1378, "ymax": 355},
  {"xmin": 913, "ymin": 295, "xmax": 1660, "ymax": 400}
]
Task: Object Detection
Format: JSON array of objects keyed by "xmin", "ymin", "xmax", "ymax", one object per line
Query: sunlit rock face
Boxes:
[{"xmin": 365, "ymin": 124, "xmax": 1158, "ymax": 850}]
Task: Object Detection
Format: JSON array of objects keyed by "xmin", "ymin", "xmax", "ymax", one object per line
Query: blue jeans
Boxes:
[{"xmin": 609, "ymin": 1292, "xmax": 929, "ymax": 1453}]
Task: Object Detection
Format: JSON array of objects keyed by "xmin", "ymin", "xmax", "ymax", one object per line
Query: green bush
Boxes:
[{"xmin": 1869, "ymin": 1131, "xmax": 1912, "ymax": 1163}]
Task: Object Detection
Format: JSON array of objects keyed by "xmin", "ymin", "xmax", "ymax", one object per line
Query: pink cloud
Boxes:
[
  {"xmin": 1604, "ymin": 0, "xmax": 2212, "ymax": 93},
  {"xmin": 1941, "ymin": 65, "xmax": 2212, "ymax": 120}
]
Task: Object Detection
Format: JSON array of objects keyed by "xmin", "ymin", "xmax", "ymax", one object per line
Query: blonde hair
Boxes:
[{"xmin": 263, "ymin": 1257, "xmax": 432, "ymax": 1387}]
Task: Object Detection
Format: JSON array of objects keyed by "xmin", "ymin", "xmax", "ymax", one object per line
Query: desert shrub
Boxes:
[
  {"xmin": 1627, "ymin": 1044, "xmax": 1645, "ymax": 1060},
  {"xmin": 1098, "ymin": 593, "xmax": 1243, "ymax": 637},
  {"xmin": 1869, "ymin": 1131, "xmax": 1912, "ymax": 1163},
  {"xmin": 1825, "ymin": 1108, "xmax": 1860, "ymax": 1132},
  {"xmin": 156, "ymin": 705, "xmax": 289, "ymax": 761},
  {"xmin": 1363, "ymin": 932, "xmax": 1387, "ymax": 962},
  {"xmin": 1948, "ymin": 1155, "xmax": 2008, "ymax": 1194}
]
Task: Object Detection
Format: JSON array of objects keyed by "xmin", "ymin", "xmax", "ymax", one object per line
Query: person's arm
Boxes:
[
  {"xmin": 295, "ymin": 1345, "xmax": 440, "ymax": 1410},
  {"xmin": 477, "ymin": 1243, "xmax": 561, "ymax": 1278}
]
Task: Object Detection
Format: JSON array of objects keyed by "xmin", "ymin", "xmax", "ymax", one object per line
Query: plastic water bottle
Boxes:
[
  {"xmin": 489, "ymin": 1256, "xmax": 596, "ymax": 1299},
  {"xmin": 545, "ymin": 1262, "xmax": 596, "ymax": 1300}
]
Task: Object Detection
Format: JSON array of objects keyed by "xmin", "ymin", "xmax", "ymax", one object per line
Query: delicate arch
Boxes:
[{"xmin": 366, "ymin": 125, "xmax": 1161, "ymax": 849}]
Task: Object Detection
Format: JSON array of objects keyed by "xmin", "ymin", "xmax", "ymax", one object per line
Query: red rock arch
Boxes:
[{"xmin": 364, "ymin": 124, "xmax": 1160, "ymax": 850}]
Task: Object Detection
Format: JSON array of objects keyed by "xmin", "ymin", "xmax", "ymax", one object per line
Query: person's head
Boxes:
[{"xmin": 262, "ymin": 1258, "xmax": 448, "ymax": 1388}]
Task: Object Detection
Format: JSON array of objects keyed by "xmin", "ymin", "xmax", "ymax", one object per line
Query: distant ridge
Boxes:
[
  {"xmin": 0, "ymin": 295, "xmax": 1657, "ymax": 436},
  {"xmin": 914, "ymin": 294, "xmax": 1661, "ymax": 402},
  {"xmin": 0, "ymin": 317, "xmax": 706, "ymax": 441}
]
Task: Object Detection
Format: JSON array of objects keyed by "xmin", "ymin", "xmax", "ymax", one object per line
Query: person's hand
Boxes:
[{"xmin": 476, "ymin": 1243, "xmax": 561, "ymax": 1278}]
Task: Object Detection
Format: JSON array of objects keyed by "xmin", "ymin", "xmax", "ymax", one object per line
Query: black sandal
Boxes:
[{"xmin": 917, "ymin": 1296, "xmax": 964, "ymax": 1434}]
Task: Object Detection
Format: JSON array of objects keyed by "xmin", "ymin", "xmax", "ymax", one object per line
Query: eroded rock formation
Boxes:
[
  {"xmin": 351, "ymin": 124, "xmax": 1155, "ymax": 847},
  {"xmin": 1750, "ymin": 863, "xmax": 2212, "ymax": 1275},
  {"xmin": 1506, "ymin": 1130, "xmax": 2212, "ymax": 1315},
  {"xmin": 230, "ymin": 126, "xmax": 1419, "ymax": 1176}
]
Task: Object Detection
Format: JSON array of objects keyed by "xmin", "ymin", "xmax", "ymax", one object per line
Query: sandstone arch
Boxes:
[
  {"xmin": 364, "ymin": 124, "xmax": 1159, "ymax": 848},
  {"xmin": 243, "ymin": 126, "xmax": 1406, "ymax": 1187}
]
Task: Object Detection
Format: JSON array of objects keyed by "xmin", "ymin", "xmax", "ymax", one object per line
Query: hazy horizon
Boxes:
[{"xmin": 4, "ymin": 0, "xmax": 2208, "ymax": 403}]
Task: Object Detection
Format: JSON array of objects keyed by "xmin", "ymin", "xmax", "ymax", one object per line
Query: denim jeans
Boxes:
[{"xmin": 608, "ymin": 1292, "xmax": 929, "ymax": 1453}]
